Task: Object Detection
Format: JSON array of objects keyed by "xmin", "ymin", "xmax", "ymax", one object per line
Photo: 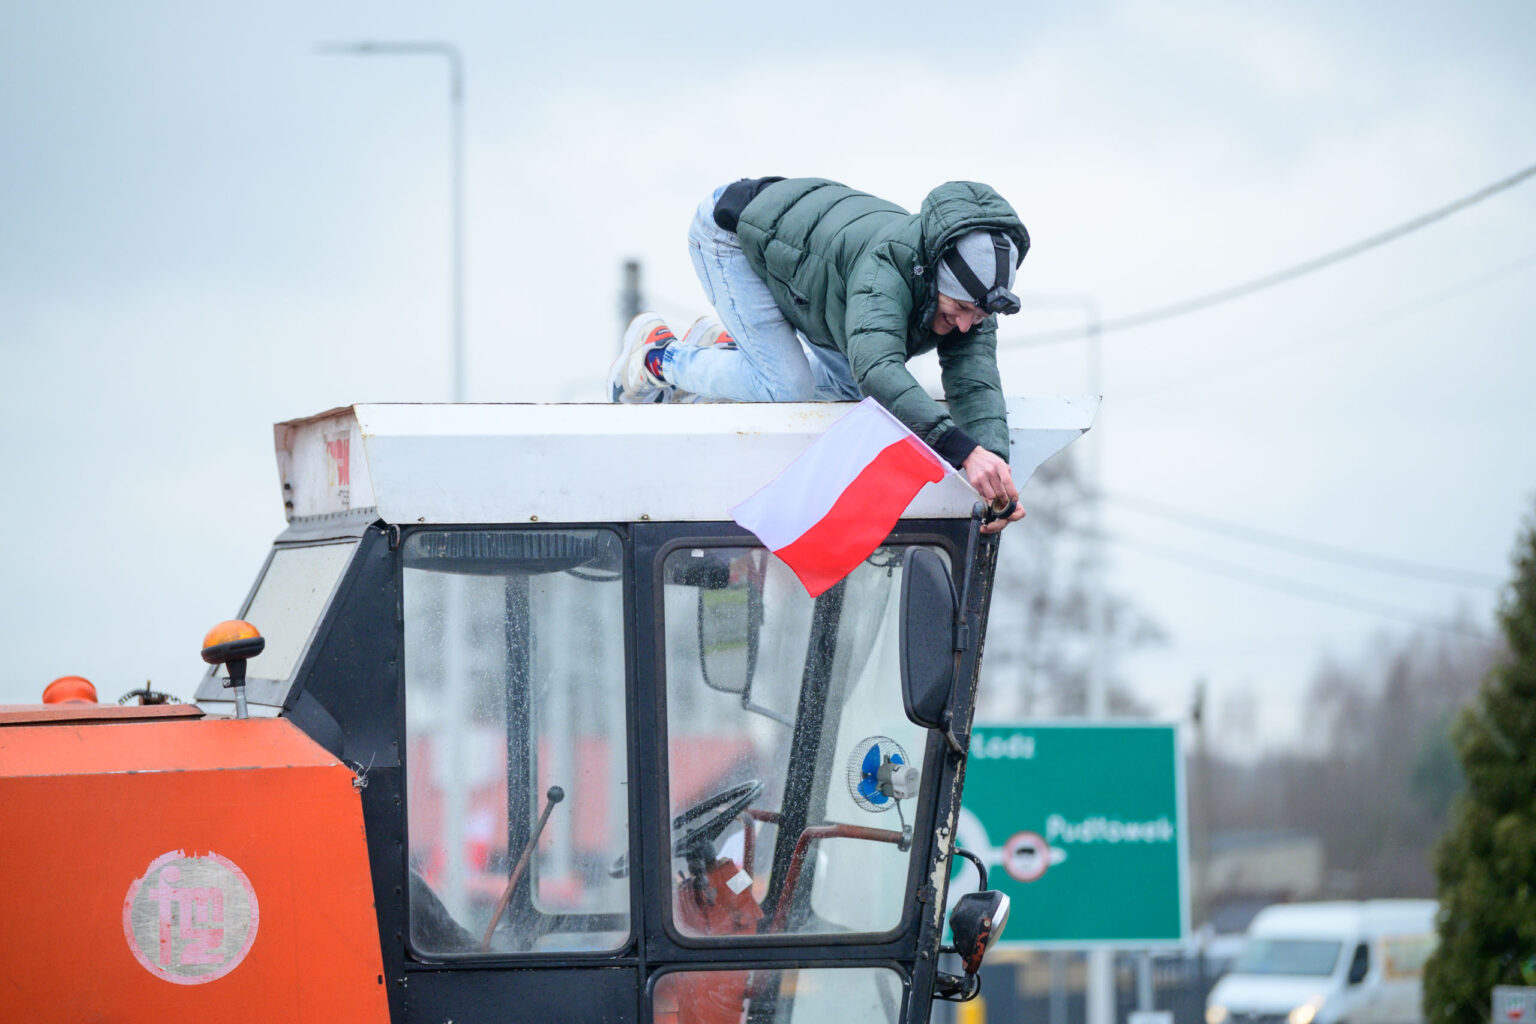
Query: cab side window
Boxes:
[{"xmin": 1347, "ymin": 942, "xmax": 1370, "ymax": 984}]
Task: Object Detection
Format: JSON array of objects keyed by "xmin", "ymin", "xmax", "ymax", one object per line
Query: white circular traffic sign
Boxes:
[{"xmin": 1001, "ymin": 830, "xmax": 1052, "ymax": 883}]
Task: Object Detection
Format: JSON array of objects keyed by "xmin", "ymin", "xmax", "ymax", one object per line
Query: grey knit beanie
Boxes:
[{"xmin": 936, "ymin": 230, "xmax": 1019, "ymax": 305}]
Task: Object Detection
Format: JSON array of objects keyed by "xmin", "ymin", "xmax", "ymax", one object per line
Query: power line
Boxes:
[
  {"xmin": 1115, "ymin": 248, "xmax": 1536, "ymax": 403},
  {"xmin": 1102, "ymin": 531, "xmax": 1496, "ymax": 642},
  {"xmin": 1013, "ymin": 160, "xmax": 1536, "ymax": 347},
  {"xmin": 1104, "ymin": 491, "xmax": 1504, "ymax": 589}
]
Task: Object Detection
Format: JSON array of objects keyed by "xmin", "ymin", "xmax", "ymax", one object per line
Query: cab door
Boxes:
[{"xmin": 396, "ymin": 526, "xmax": 642, "ymax": 1022}]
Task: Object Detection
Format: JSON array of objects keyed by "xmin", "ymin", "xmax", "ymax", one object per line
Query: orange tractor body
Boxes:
[{"xmin": 0, "ymin": 706, "xmax": 389, "ymax": 1022}]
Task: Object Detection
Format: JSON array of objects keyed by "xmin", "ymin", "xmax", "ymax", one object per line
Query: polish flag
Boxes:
[{"xmin": 731, "ymin": 398, "xmax": 953, "ymax": 597}]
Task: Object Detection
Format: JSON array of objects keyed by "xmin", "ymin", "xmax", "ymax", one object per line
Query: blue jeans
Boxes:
[{"xmin": 662, "ymin": 186, "xmax": 863, "ymax": 402}]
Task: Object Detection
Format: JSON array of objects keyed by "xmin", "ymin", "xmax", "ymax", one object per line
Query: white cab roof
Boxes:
[{"xmin": 274, "ymin": 399, "xmax": 1098, "ymax": 526}]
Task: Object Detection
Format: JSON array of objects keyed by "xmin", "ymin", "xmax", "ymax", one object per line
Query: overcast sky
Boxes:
[{"xmin": 2, "ymin": 1, "xmax": 1532, "ymax": 753}]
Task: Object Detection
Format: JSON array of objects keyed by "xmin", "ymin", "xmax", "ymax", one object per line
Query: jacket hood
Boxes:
[
  {"xmin": 913, "ymin": 182, "xmax": 1029, "ymax": 327},
  {"xmin": 919, "ymin": 181, "xmax": 1031, "ymax": 268}
]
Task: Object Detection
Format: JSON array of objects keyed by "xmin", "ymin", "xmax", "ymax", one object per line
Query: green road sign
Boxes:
[{"xmin": 955, "ymin": 722, "xmax": 1188, "ymax": 946}]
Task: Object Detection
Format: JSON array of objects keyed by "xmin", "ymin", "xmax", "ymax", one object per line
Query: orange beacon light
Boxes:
[
  {"xmin": 201, "ymin": 620, "xmax": 265, "ymax": 719},
  {"xmin": 41, "ymin": 676, "xmax": 98, "ymax": 704}
]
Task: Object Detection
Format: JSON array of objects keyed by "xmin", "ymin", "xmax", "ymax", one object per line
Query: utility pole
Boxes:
[
  {"xmin": 1192, "ymin": 678, "xmax": 1211, "ymax": 931},
  {"xmin": 619, "ymin": 259, "xmax": 644, "ymax": 350}
]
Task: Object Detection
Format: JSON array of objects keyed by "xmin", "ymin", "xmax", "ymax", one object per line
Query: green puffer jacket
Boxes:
[{"xmin": 734, "ymin": 178, "xmax": 1028, "ymax": 463}]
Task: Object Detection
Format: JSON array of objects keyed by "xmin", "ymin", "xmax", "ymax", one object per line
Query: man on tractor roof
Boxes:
[{"xmin": 609, "ymin": 176, "xmax": 1031, "ymax": 534}]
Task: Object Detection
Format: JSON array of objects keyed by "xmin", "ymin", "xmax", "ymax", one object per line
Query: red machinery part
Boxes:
[
  {"xmin": 659, "ymin": 856, "xmax": 763, "ymax": 1024},
  {"xmin": 41, "ymin": 675, "xmax": 98, "ymax": 704}
]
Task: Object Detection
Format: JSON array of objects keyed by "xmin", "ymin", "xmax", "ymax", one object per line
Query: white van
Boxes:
[{"xmin": 1206, "ymin": 901, "xmax": 1439, "ymax": 1024}]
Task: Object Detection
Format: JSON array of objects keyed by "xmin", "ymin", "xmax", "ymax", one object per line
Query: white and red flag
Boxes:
[{"xmin": 731, "ymin": 398, "xmax": 953, "ymax": 597}]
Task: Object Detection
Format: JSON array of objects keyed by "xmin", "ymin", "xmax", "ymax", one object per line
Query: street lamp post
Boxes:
[
  {"xmin": 317, "ymin": 41, "xmax": 466, "ymax": 403},
  {"xmin": 317, "ymin": 40, "xmax": 472, "ymax": 914}
]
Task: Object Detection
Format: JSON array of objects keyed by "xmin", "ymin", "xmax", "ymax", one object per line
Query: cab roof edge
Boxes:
[{"xmin": 274, "ymin": 399, "xmax": 1099, "ymax": 527}]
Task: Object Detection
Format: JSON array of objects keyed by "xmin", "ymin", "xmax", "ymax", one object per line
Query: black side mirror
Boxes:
[
  {"xmin": 950, "ymin": 889, "xmax": 1011, "ymax": 975},
  {"xmin": 899, "ymin": 548, "xmax": 957, "ymax": 729}
]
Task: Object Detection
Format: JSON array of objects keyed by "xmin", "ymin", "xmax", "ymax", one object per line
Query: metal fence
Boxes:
[{"xmin": 933, "ymin": 950, "xmax": 1227, "ymax": 1024}]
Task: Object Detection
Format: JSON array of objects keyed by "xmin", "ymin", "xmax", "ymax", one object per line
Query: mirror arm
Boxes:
[
  {"xmin": 740, "ymin": 693, "xmax": 794, "ymax": 727},
  {"xmin": 934, "ymin": 971, "xmax": 982, "ymax": 1002},
  {"xmin": 941, "ymin": 719, "xmax": 967, "ymax": 755},
  {"xmin": 952, "ymin": 844, "xmax": 989, "ymax": 890}
]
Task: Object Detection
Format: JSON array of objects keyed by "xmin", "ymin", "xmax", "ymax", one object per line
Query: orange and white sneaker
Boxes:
[
  {"xmin": 609, "ymin": 313, "xmax": 676, "ymax": 404},
  {"xmin": 681, "ymin": 316, "xmax": 738, "ymax": 350},
  {"xmin": 659, "ymin": 317, "xmax": 737, "ymax": 404}
]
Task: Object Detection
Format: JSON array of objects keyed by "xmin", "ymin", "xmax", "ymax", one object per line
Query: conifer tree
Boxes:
[{"xmin": 1425, "ymin": 509, "xmax": 1536, "ymax": 1024}]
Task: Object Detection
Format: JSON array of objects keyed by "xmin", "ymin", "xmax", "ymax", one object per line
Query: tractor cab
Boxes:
[{"xmin": 178, "ymin": 399, "xmax": 1093, "ymax": 1023}]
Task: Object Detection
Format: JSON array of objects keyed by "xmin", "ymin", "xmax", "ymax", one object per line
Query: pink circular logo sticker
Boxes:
[{"xmin": 122, "ymin": 850, "xmax": 260, "ymax": 984}]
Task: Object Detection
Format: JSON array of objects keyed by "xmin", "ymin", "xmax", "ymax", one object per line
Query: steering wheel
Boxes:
[
  {"xmin": 672, "ymin": 780, "xmax": 764, "ymax": 859},
  {"xmin": 609, "ymin": 779, "xmax": 765, "ymax": 879}
]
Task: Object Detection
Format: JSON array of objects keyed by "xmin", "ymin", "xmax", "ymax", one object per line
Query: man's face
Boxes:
[{"xmin": 932, "ymin": 294, "xmax": 987, "ymax": 335}]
